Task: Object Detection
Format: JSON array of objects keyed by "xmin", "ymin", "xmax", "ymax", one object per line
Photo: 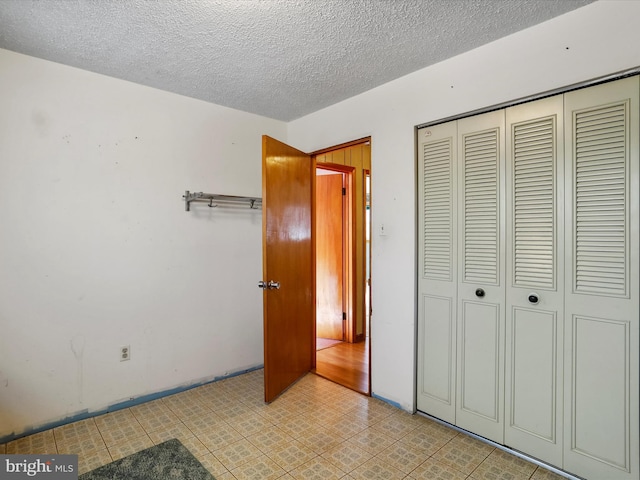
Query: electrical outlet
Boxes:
[{"xmin": 120, "ymin": 345, "xmax": 131, "ymax": 362}]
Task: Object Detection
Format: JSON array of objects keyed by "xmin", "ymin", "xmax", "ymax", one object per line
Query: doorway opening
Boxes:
[{"xmin": 312, "ymin": 139, "xmax": 371, "ymax": 395}]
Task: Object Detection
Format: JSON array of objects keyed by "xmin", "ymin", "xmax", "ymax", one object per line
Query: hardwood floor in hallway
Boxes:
[{"xmin": 314, "ymin": 338, "xmax": 369, "ymax": 395}]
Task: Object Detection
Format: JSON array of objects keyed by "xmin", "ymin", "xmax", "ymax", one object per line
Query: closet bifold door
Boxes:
[
  {"xmin": 563, "ymin": 76, "xmax": 639, "ymax": 480},
  {"xmin": 504, "ymin": 95, "xmax": 564, "ymax": 466},
  {"xmin": 417, "ymin": 121, "xmax": 458, "ymax": 423},
  {"xmin": 455, "ymin": 110, "xmax": 506, "ymax": 444}
]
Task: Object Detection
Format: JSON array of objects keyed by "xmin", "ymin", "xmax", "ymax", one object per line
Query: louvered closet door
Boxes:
[
  {"xmin": 456, "ymin": 110, "xmax": 506, "ymax": 444},
  {"xmin": 417, "ymin": 121, "xmax": 458, "ymax": 423},
  {"xmin": 563, "ymin": 76, "xmax": 639, "ymax": 480},
  {"xmin": 504, "ymin": 95, "xmax": 564, "ymax": 466}
]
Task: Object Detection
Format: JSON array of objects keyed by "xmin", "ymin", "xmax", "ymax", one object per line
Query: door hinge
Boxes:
[
  {"xmin": 342, "ymin": 187, "xmax": 346, "ymax": 196},
  {"xmin": 342, "ymin": 312, "xmax": 347, "ymax": 320}
]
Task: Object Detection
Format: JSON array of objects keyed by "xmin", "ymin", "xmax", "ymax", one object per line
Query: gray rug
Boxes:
[{"xmin": 80, "ymin": 439, "xmax": 215, "ymax": 480}]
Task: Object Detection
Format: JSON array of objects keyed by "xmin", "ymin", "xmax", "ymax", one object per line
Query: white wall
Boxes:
[
  {"xmin": 287, "ymin": 0, "xmax": 640, "ymax": 412},
  {"xmin": 0, "ymin": 49, "xmax": 286, "ymax": 440}
]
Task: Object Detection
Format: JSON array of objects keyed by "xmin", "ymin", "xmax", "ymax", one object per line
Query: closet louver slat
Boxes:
[
  {"xmin": 463, "ymin": 129, "xmax": 499, "ymax": 284},
  {"xmin": 423, "ymin": 139, "xmax": 454, "ymax": 280},
  {"xmin": 574, "ymin": 103, "xmax": 628, "ymax": 296},
  {"xmin": 513, "ymin": 117, "xmax": 556, "ymax": 288}
]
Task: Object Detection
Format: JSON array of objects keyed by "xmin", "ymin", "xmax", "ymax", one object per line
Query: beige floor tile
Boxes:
[
  {"xmin": 130, "ymin": 401, "xmax": 181, "ymax": 433},
  {"xmin": 409, "ymin": 457, "xmax": 468, "ymax": 480},
  {"xmin": 106, "ymin": 434, "xmax": 154, "ymax": 461},
  {"xmin": 277, "ymin": 394, "xmax": 316, "ymax": 414},
  {"xmin": 212, "ymin": 437, "xmax": 263, "ymax": 471},
  {"xmin": 226, "ymin": 410, "xmax": 273, "ymax": 437},
  {"xmin": 483, "ymin": 449, "xmax": 538, "ymax": 476},
  {"xmin": 348, "ymin": 455, "xmax": 407, "ymax": 480},
  {"xmin": 94, "ymin": 410, "xmax": 148, "ymax": 447},
  {"xmin": 166, "ymin": 402, "xmax": 208, "ymax": 421},
  {"xmin": 94, "ymin": 409, "xmax": 137, "ymax": 429},
  {"xmin": 98, "ymin": 422, "xmax": 147, "ymax": 447},
  {"xmin": 231, "ymin": 453, "xmax": 288, "ymax": 480},
  {"xmin": 199, "ymin": 393, "xmax": 238, "ymax": 413},
  {"xmin": 531, "ymin": 467, "xmax": 569, "ymax": 480},
  {"xmin": 214, "ymin": 400, "xmax": 257, "ymax": 421},
  {"xmin": 297, "ymin": 426, "xmax": 343, "ymax": 454},
  {"xmin": 431, "ymin": 434, "xmax": 494, "ymax": 475},
  {"xmin": 320, "ymin": 442, "xmax": 373, "ymax": 474},
  {"xmin": 165, "ymin": 402, "xmax": 213, "ymax": 423},
  {"xmin": 377, "ymin": 441, "xmax": 430, "ymax": 474},
  {"xmin": 325, "ymin": 414, "xmax": 369, "ymax": 439},
  {"xmin": 7, "ymin": 430, "xmax": 57, "ymax": 454},
  {"xmin": 253, "ymin": 398, "xmax": 298, "ymax": 418},
  {"xmin": 182, "ymin": 411, "xmax": 225, "ymax": 436},
  {"xmin": 179, "ymin": 435, "xmax": 211, "ymax": 460},
  {"xmin": 350, "ymin": 403, "xmax": 396, "ymax": 426},
  {"xmin": 349, "ymin": 427, "xmax": 396, "ymax": 456},
  {"xmin": 371, "ymin": 411, "xmax": 423, "ymax": 440},
  {"xmin": 54, "ymin": 418, "xmax": 106, "ymax": 454},
  {"xmin": 306, "ymin": 405, "xmax": 343, "ymax": 427},
  {"xmin": 268, "ymin": 439, "xmax": 318, "ymax": 472},
  {"xmin": 470, "ymin": 459, "xmax": 532, "ymax": 480},
  {"xmin": 56, "ymin": 434, "xmax": 107, "ymax": 455},
  {"xmin": 77, "ymin": 448, "xmax": 113, "ymax": 475},
  {"xmin": 53, "ymin": 419, "xmax": 99, "ymax": 443},
  {"xmin": 147, "ymin": 421, "xmax": 195, "ymax": 445},
  {"xmin": 129, "ymin": 398, "xmax": 168, "ymax": 417},
  {"xmin": 420, "ymin": 419, "xmax": 461, "ymax": 441},
  {"xmin": 288, "ymin": 455, "xmax": 347, "ymax": 479},
  {"xmin": 398, "ymin": 427, "xmax": 453, "ymax": 457},
  {"xmin": 196, "ymin": 422, "xmax": 243, "ymax": 452},
  {"xmin": 278, "ymin": 414, "xmax": 319, "ymax": 438},
  {"xmin": 340, "ymin": 392, "xmax": 370, "ymax": 409},
  {"xmin": 246, "ymin": 425, "xmax": 295, "ymax": 454},
  {"xmin": 215, "ymin": 472, "xmax": 238, "ymax": 480},
  {"xmin": 198, "ymin": 452, "xmax": 232, "ymax": 478},
  {"xmin": 449, "ymin": 434, "xmax": 495, "ymax": 456}
]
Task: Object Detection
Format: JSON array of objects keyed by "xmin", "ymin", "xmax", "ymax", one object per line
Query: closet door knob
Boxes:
[
  {"xmin": 475, "ymin": 288, "xmax": 485, "ymax": 298},
  {"xmin": 258, "ymin": 281, "xmax": 268, "ymax": 290},
  {"xmin": 528, "ymin": 293, "xmax": 540, "ymax": 305}
]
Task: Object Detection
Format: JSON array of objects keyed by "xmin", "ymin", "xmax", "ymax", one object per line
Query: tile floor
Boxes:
[{"xmin": 0, "ymin": 370, "xmax": 568, "ymax": 479}]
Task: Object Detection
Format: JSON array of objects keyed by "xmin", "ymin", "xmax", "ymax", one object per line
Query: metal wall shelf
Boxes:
[{"xmin": 183, "ymin": 191, "xmax": 262, "ymax": 211}]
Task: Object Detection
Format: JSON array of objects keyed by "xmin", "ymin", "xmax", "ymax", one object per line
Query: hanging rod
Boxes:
[{"xmin": 183, "ymin": 191, "xmax": 262, "ymax": 211}]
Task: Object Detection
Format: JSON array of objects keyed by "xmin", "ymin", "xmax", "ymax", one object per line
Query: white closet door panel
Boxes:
[
  {"xmin": 456, "ymin": 110, "xmax": 506, "ymax": 444},
  {"xmin": 564, "ymin": 76, "xmax": 639, "ymax": 480},
  {"xmin": 459, "ymin": 300, "xmax": 501, "ymax": 419},
  {"xmin": 509, "ymin": 307, "xmax": 558, "ymax": 437},
  {"xmin": 505, "ymin": 95, "xmax": 564, "ymax": 466},
  {"xmin": 570, "ymin": 315, "xmax": 630, "ymax": 468},
  {"xmin": 418, "ymin": 294, "xmax": 456, "ymax": 420},
  {"xmin": 417, "ymin": 122, "xmax": 458, "ymax": 422}
]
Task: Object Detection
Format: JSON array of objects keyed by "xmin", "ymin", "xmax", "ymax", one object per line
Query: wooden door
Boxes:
[
  {"xmin": 316, "ymin": 172, "xmax": 344, "ymax": 340},
  {"xmin": 504, "ymin": 95, "xmax": 564, "ymax": 465},
  {"xmin": 455, "ymin": 110, "xmax": 506, "ymax": 444},
  {"xmin": 262, "ymin": 135, "xmax": 314, "ymax": 403}
]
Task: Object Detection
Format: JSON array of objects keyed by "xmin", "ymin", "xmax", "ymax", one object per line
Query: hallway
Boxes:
[{"xmin": 314, "ymin": 339, "xmax": 369, "ymax": 395}]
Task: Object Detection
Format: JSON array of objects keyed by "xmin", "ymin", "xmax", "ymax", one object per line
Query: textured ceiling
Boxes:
[{"xmin": 0, "ymin": 0, "xmax": 595, "ymax": 121}]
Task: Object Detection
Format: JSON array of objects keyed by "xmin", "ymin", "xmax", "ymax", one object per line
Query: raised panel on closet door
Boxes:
[
  {"xmin": 456, "ymin": 110, "xmax": 506, "ymax": 444},
  {"xmin": 417, "ymin": 121, "xmax": 458, "ymax": 423},
  {"xmin": 563, "ymin": 76, "xmax": 639, "ymax": 480},
  {"xmin": 504, "ymin": 95, "xmax": 564, "ymax": 466}
]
